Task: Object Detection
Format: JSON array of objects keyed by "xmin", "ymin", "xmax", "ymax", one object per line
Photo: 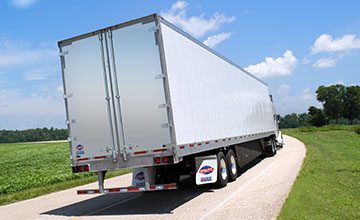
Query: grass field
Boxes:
[
  {"xmin": 278, "ymin": 125, "xmax": 360, "ymax": 219},
  {"xmin": 0, "ymin": 141, "xmax": 130, "ymax": 206}
]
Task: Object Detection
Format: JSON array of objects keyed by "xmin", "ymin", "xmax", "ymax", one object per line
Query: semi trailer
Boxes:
[{"xmin": 58, "ymin": 14, "xmax": 283, "ymax": 195}]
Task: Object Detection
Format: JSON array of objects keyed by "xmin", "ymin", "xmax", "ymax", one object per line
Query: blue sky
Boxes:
[{"xmin": 0, "ymin": 0, "xmax": 359, "ymax": 129}]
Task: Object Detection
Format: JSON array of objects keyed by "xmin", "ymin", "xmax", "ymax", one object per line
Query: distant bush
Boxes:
[
  {"xmin": 295, "ymin": 125, "xmax": 359, "ymax": 132},
  {"xmin": 0, "ymin": 127, "xmax": 68, "ymax": 143}
]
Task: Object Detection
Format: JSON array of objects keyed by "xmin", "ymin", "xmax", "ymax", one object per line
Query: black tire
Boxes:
[
  {"xmin": 267, "ymin": 140, "xmax": 277, "ymax": 157},
  {"xmin": 215, "ymin": 151, "xmax": 228, "ymax": 188},
  {"xmin": 226, "ymin": 150, "xmax": 238, "ymax": 182}
]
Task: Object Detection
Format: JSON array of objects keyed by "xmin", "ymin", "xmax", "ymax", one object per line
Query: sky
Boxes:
[{"xmin": 0, "ymin": 0, "xmax": 359, "ymax": 129}]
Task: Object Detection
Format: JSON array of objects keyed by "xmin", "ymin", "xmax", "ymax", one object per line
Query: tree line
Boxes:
[
  {"xmin": 0, "ymin": 127, "xmax": 68, "ymax": 143},
  {"xmin": 280, "ymin": 84, "xmax": 360, "ymax": 128}
]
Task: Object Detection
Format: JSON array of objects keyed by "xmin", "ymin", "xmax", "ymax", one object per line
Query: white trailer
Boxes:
[{"xmin": 58, "ymin": 14, "xmax": 282, "ymax": 194}]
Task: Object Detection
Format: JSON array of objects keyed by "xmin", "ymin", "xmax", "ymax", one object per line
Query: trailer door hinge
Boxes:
[
  {"xmin": 158, "ymin": 103, "xmax": 170, "ymax": 109},
  {"xmin": 148, "ymin": 26, "xmax": 159, "ymax": 32},
  {"xmin": 59, "ymin": 51, "xmax": 69, "ymax": 56},
  {"xmin": 107, "ymin": 30, "xmax": 113, "ymax": 38},
  {"xmin": 63, "ymin": 93, "xmax": 73, "ymax": 99},
  {"xmin": 161, "ymin": 123, "xmax": 171, "ymax": 128},
  {"xmin": 66, "ymin": 119, "xmax": 76, "ymax": 125},
  {"xmin": 155, "ymin": 74, "xmax": 166, "ymax": 79},
  {"xmin": 68, "ymin": 136, "xmax": 78, "ymax": 142}
]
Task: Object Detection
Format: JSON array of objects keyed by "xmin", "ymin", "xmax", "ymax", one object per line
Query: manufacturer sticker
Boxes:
[
  {"xmin": 199, "ymin": 165, "xmax": 214, "ymax": 175},
  {"xmin": 135, "ymin": 171, "xmax": 145, "ymax": 181},
  {"xmin": 76, "ymin": 144, "xmax": 85, "ymax": 157},
  {"xmin": 201, "ymin": 177, "xmax": 212, "ymax": 182}
]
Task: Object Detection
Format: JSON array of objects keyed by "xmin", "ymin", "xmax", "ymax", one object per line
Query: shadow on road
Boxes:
[
  {"xmin": 43, "ymin": 177, "xmax": 213, "ymax": 216},
  {"xmin": 43, "ymin": 155, "xmax": 268, "ymax": 217}
]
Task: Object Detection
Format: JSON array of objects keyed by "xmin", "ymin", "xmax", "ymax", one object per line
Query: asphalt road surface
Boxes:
[{"xmin": 0, "ymin": 135, "xmax": 306, "ymax": 220}]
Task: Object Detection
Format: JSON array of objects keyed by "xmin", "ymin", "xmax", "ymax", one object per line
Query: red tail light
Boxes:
[
  {"xmin": 72, "ymin": 164, "xmax": 90, "ymax": 173},
  {"xmin": 162, "ymin": 156, "xmax": 169, "ymax": 164},
  {"xmin": 154, "ymin": 157, "xmax": 161, "ymax": 164}
]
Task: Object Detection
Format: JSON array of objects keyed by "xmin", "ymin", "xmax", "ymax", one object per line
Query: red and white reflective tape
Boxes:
[
  {"xmin": 134, "ymin": 150, "xmax": 147, "ymax": 155},
  {"xmin": 77, "ymin": 155, "xmax": 107, "ymax": 162},
  {"xmin": 77, "ymin": 183, "xmax": 177, "ymax": 195},
  {"xmin": 177, "ymin": 134, "xmax": 260, "ymax": 150},
  {"xmin": 133, "ymin": 148, "xmax": 169, "ymax": 155},
  {"xmin": 77, "ymin": 157, "xmax": 89, "ymax": 161},
  {"xmin": 153, "ymin": 148, "xmax": 167, "ymax": 153}
]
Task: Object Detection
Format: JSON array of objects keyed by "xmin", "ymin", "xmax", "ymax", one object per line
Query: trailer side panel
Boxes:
[{"xmin": 160, "ymin": 21, "xmax": 276, "ymax": 146}]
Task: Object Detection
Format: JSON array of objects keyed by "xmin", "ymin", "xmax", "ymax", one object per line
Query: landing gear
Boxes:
[{"xmin": 97, "ymin": 170, "xmax": 107, "ymax": 193}]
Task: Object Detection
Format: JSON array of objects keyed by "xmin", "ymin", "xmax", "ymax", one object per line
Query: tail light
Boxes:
[
  {"xmin": 162, "ymin": 156, "xmax": 169, "ymax": 164},
  {"xmin": 154, "ymin": 157, "xmax": 161, "ymax": 164},
  {"xmin": 72, "ymin": 164, "xmax": 90, "ymax": 173},
  {"xmin": 153, "ymin": 156, "xmax": 173, "ymax": 165}
]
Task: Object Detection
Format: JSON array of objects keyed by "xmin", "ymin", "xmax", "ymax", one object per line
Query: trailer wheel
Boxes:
[
  {"xmin": 215, "ymin": 152, "xmax": 228, "ymax": 188},
  {"xmin": 226, "ymin": 150, "xmax": 238, "ymax": 182},
  {"xmin": 268, "ymin": 140, "xmax": 277, "ymax": 157}
]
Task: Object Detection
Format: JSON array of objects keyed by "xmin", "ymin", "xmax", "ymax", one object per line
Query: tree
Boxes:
[
  {"xmin": 298, "ymin": 113, "xmax": 311, "ymax": 127},
  {"xmin": 343, "ymin": 86, "xmax": 360, "ymax": 124},
  {"xmin": 0, "ymin": 128, "xmax": 68, "ymax": 143},
  {"xmin": 308, "ymin": 106, "xmax": 327, "ymax": 127},
  {"xmin": 279, "ymin": 113, "xmax": 300, "ymax": 128},
  {"xmin": 316, "ymin": 84, "xmax": 345, "ymax": 123}
]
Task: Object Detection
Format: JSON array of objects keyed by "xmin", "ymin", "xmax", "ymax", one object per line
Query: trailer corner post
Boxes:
[{"xmin": 155, "ymin": 14, "xmax": 177, "ymax": 147}]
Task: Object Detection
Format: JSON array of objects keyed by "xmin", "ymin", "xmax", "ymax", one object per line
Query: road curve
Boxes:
[{"xmin": 0, "ymin": 135, "xmax": 306, "ymax": 220}]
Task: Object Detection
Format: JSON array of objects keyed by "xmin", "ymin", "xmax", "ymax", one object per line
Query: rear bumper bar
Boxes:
[{"xmin": 77, "ymin": 183, "xmax": 177, "ymax": 195}]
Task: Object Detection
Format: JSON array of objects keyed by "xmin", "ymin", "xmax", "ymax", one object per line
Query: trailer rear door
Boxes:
[
  {"xmin": 60, "ymin": 17, "xmax": 172, "ymax": 162},
  {"xmin": 60, "ymin": 35, "xmax": 115, "ymax": 160},
  {"xmin": 109, "ymin": 21, "xmax": 171, "ymax": 151}
]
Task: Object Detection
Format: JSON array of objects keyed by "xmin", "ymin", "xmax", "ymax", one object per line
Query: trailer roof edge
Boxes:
[{"xmin": 58, "ymin": 13, "xmax": 158, "ymax": 48}]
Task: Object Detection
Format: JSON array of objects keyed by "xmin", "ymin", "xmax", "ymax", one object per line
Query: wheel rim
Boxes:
[
  {"xmin": 272, "ymin": 142, "xmax": 276, "ymax": 153},
  {"xmin": 230, "ymin": 155, "xmax": 237, "ymax": 175},
  {"xmin": 220, "ymin": 158, "xmax": 227, "ymax": 180}
]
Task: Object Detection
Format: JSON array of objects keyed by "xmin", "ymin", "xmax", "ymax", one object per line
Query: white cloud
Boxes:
[
  {"xmin": 311, "ymin": 34, "xmax": 360, "ymax": 54},
  {"xmin": 161, "ymin": 1, "xmax": 235, "ymax": 38},
  {"xmin": 0, "ymin": 88, "xmax": 65, "ymax": 129},
  {"xmin": 307, "ymin": 34, "xmax": 360, "ymax": 68},
  {"xmin": 24, "ymin": 66, "xmax": 58, "ymax": 81},
  {"xmin": 277, "ymin": 84, "xmax": 290, "ymax": 96},
  {"xmin": 12, "ymin": 0, "xmax": 37, "ymax": 7},
  {"xmin": 273, "ymin": 86, "xmax": 320, "ymax": 115},
  {"xmin": 0, "ymin": 38, "xmax": 63, "ymax": 129},
  {"xmin": 0, "ymin": 88, "xmax": 63, "ymax": 116},
  {"xmin": 303, "ymin": 34, "xmax": 360, "ymax": 68},
  {"xmin": 0, "ymin": 40, "xmax": 57, "ymax": 70},
  {"xmin": 203, "ymin": 32, "xmax": 231, "ymax": 48},
  {"xmin": 312, "ymin": 57, "xmax": 337, "ymax": 68},
  {"xmin": 336, "ymin": 80, "xmax": 344, "ymax": 85},
  {"xmin": 301, "ymin": 88, "xmax": 314, "ymax": 101},
  {"xmin": 245, "ymin": 50, "xmax": 297, "ymax": 79}
]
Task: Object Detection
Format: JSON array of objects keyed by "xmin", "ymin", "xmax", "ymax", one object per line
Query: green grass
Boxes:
[
  {"xmin": 0, "ymin": 141, "xmax": 130, "ymax": 205},
  {"xmin": 278, "ymin": 125, "xmax": 360, "ymax": 219}
]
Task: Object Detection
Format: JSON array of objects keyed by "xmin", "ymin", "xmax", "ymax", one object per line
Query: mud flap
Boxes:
[
  {"xmin": 195, "ymin": 155, "xmax": 218, "ymax": 185},
  {"xmin": 132, "ymin": 167, "xmax": 156, "ymax": 189}
]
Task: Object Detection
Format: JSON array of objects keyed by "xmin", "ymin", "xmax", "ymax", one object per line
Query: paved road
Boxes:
[{"xmin": 0, "ymin": 135, "xmax": 306, "ymax": 220}]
